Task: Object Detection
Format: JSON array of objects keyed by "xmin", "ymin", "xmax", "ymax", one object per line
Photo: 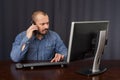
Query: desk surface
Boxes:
[{"xmin": 0, "ymin": 60, "xmax": 120, "ymax": 80}]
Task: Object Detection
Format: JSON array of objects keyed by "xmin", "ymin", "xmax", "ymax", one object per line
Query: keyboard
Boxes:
[{"xmin": 16, "ymin": 61, "xmax": 67, "ymax": 69}]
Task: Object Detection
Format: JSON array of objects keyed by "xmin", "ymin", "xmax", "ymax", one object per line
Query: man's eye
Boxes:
[
  {"xmin": 46, "ymin": 22, "xmax": 49, "ymax": 25},
  {"xmin": 41, "ymin": 23, "xmax": 45, "ymax": 26}
]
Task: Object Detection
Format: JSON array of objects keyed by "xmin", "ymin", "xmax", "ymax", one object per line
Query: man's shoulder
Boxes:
[
  {"xmin": 16, "ymin": 31, "xmax": 26, "ymax": 38},
  {"xmin": 48, "ymin": 30, "xmax": 58, "ymax": 35},
  {"xmin": 46, "ymin": 30, "xmax": 61, "ymax": 39},
  {"xmin": 47, "ymin": 30, "xmax": 60, "ymax": 38}
]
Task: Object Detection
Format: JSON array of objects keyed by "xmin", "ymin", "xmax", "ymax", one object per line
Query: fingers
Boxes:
[
  {"xmin": 51, "ymin": 53, "xmax": 64, "ymax": 62},
  {"xmin": 27, "ymin": 25, "xmax": 38, "ymax": 32},
  {"xmin": 26, "ymin": 25, "xmax": 38, "ymax": 39}
]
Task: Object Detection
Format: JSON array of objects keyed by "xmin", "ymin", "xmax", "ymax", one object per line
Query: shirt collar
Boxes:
[{"xmin": 32, "ymin": 30, "xmax": 50, "ymax": 40}]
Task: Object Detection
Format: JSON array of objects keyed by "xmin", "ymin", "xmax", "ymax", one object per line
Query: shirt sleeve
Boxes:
[
  {"xmin": 54, "ymin": 33, "xmax": 68, "ymax": 60},
  {"xmin": 10, "ymin": 31, "xmax": 30, "ymax": 62}
]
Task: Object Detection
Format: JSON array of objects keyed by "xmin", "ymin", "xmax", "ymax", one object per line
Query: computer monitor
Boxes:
[{"xmin": 68, "ymin": 21, "xmax": 109, "ymax": 76}]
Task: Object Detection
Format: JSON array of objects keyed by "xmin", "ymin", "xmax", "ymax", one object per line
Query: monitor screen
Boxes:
[{"xmin": 68, "ymin": 21, "xmax": 109, "ymax": 61}]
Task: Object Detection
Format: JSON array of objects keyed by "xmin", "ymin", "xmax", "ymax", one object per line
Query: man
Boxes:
[{"xmin": 10, "ymin": 10, "xmax": 67, "ymax": 62}]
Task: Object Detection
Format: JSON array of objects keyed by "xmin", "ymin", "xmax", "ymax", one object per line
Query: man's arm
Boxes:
[
  {"xmin": 50, "ymin": 32, "xmax": 67, "ymax": 62},
  {"xmin": 10, "ymin": 32, "xmax": 30, "ymax": 62},
  {"xmin": 10, "ymin": 24, "xmax": 39, "ymax": 62}
]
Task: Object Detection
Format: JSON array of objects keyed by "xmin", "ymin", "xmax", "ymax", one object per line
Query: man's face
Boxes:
[{"xmin": 35, "ymin": 14, "xmax": 49, "ymax": 35}]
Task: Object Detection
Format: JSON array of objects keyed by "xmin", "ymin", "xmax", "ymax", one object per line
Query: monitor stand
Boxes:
[
  {"xmin": 76, "ymin": 67, "xmax": 107, "ymax": 76},
  {"xmin": 76, "ymin": 30, "xmax": 107, "ymax": 76}
]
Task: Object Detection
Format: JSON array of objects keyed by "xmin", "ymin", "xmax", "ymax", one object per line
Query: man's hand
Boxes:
[
  {"xmin": 51, "ymin": 53, "xmax": 64, "ymax": 62},
  {"xmin": 21, "ymin": 25, "xmax": 38, "ymax": 51},
  {"xmin": 26, "ymin": 24, "xmax": 38, "ymax": 39}
]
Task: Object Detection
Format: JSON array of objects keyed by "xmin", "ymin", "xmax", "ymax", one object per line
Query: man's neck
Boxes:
[{"xmin": 36, "ymin": 34, "xmax": 43, "ymax": 40}]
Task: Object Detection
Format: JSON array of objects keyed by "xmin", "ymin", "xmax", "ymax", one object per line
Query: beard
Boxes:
[{"xmin": 38, "ymin": 29, "xmax": 49, "ymax": 36}]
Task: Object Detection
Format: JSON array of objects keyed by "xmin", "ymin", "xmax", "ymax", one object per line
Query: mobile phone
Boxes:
[
  {"xmin": 34, "ymin": 30, "xmax": 40, "ymax": 35},
  {"xmin": 31, "ymin": 20, "xmax": 40, "ymax": 35}
]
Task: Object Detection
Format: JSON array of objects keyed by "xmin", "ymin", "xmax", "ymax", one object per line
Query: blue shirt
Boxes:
[{"xmin": 10, "ymin": 30, "xmax": 67, "ymax": 62}]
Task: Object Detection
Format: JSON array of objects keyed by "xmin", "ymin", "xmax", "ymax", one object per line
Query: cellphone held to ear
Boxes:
[{"xmin": 31, "ymin": 20, "xmax": 40, "ymax": 35}]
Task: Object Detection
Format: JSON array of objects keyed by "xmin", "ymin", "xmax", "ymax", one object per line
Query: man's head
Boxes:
[{"xmin": 32, "ymin": 10, "xmax": 49, "ymax": 35}]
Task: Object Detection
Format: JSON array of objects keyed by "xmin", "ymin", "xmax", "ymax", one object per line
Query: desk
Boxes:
[{"xmin": 0, "ymin": 60, "xmax": 120, "ymax": 80}]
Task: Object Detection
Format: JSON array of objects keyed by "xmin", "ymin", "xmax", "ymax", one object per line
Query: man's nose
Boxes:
[{"xmin": 44, "ymin": 23, "xmax": 49, "ymax": 29}]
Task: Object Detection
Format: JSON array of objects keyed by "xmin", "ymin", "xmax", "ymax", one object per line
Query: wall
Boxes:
[{"xmin": 0, "ymin": 0, "xmax": 120, "ymax": 60}]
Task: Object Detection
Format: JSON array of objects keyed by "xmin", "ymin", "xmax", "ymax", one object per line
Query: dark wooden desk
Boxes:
[{"xmin": 0, "ymin": 60, "xmax": 120, "ymax": 80}]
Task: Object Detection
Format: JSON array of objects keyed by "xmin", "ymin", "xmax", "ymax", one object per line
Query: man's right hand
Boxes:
[{"xmin": 26, "ymin": 24, "xmax": 38, "ymax": 39}]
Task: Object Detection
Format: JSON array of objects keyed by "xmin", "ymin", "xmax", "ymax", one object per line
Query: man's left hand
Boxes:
[{"xmin": 51, "ymin": 53, "xmax": 64, "ymax": 62}]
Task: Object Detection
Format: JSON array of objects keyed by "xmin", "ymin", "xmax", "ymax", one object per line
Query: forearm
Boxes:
[
  {"xmin": 10, "ymin": 36, "xmax": 30, "ymax": 62},
  {"xmin": 56, "ymin": 40, "xmax": 67, "ymax": 60},
  {"xmin": 55, "ymin": 44, "xmax": 67, "ymax": 61}
]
